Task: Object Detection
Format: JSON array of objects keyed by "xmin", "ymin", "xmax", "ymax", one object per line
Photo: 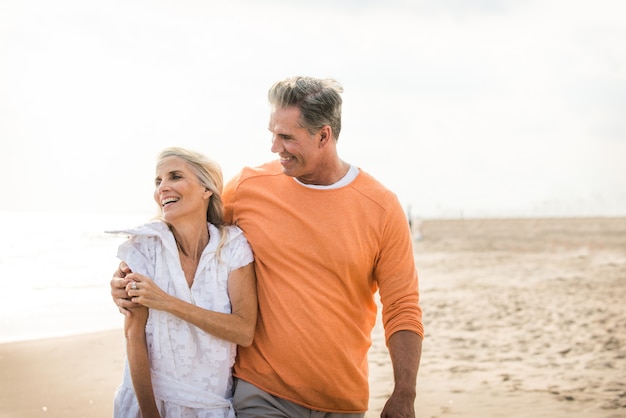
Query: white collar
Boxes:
[{"xmin": 293, "ymin": 165, "xmax": 359, "ymax": 190}]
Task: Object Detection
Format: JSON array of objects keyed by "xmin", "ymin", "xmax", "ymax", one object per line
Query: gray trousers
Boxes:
[{"xmin": 233, "ymin": 379, "xmax": 366, "ymax": 418}]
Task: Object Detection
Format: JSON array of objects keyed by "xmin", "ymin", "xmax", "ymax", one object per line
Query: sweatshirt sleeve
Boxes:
[
  {"xmin": 375, "ymin": 194, "xmax": 424, "ymax": 343},
  {"xmin": 223, "ymin": 169, "xmax": 245, "ymax": 226}
]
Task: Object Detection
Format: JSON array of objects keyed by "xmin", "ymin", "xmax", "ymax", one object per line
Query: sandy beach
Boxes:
[
  {"xmin": 1, "ymin": 217, "xmax": 625, "ymax": 417},
  {"xmin": 369, "ymin": 217, "xmax": 626, "ymax": 417}
]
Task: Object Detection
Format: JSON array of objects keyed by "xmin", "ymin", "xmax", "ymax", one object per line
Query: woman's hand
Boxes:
[
  {"xmin": 125, "ymin": 272, "xmax": 171, "ymax": 311},
  {"xmin": 111, "ymin": 262, "xmax": 142, "ymax": 316}
]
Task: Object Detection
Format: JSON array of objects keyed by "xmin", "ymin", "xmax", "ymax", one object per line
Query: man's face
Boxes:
[{"xmin": 268, "ymin": 106, "xmax": 322, "ymax": 184}]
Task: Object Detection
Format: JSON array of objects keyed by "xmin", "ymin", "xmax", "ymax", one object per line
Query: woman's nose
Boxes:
[{"xmin": 157, "ymin": 180, "xmax": 169, "ymax": 192}]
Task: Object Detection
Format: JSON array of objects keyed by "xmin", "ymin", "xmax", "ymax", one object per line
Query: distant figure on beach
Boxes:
[
  {"xmin": 112, "ymin": 76, "xmax": 423, "ymax": 417},
  {"xmin": 407, "ymin": 205, "xmax": 423, "ymax": 241},
  {"xmin": 406, "ymin": 205, "xmax": 422, "ymax": 241},
  {"xmin": 108, "ymin": 147, "xmax": 257, "ymax": 418}
]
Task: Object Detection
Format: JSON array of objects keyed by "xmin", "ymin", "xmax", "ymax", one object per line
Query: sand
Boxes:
[
  {"xmin": 368, "ymin": 217, "xmax": 626, "ymax": 417},
  {"xmin": 0, "ymin": 329, "xmax": 125, "ymax": 418},
  {"xmin": 1, "ymin": 218, "xmax": 625, "ymax": 417}
]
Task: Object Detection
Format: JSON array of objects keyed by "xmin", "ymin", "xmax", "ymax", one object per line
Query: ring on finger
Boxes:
[{"xmin": 131, "ymin": 281, "xmax": 137, "ymax": 290}]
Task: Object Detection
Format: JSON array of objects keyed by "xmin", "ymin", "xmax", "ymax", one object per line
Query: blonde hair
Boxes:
[{"xmin": 156, "ymin": 147, "xmax": 228, "ymax": 259}]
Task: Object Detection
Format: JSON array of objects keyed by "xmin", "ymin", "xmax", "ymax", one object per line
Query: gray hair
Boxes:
[{"xmin": 268, "ymin": 76, "xmax": 344, "ymax": 141}]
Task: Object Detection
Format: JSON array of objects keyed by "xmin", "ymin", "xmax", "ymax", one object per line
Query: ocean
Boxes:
[{"xmin": 0, "ymin": 211, "xmax": 154, "ymax": 343}]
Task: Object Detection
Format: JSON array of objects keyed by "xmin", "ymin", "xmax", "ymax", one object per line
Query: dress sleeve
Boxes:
[
  {"xmin": 226, "ymin": 228, "xmax": 254, "ymax": 272},
  {"xmin": 117, "ymin": 235, "xmax": 157, "ymax": 278}
]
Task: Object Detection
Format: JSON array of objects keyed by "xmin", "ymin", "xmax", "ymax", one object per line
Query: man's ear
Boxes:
[{"xmin": 318, "ymin": 125, "xmax": 332, "ymax": 147}]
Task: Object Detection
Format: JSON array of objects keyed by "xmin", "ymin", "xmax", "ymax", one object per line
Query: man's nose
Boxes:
[{"xmin": 270, "ymin": 136, "xmax": 282, "ymax": 153}]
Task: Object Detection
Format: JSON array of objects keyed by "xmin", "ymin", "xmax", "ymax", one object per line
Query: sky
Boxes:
[{"xmin": 2, "ymin": 0, "xmax": 625, "ymax": 218}]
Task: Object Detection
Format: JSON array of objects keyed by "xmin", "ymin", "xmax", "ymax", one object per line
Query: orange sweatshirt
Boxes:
[{"xmin": 223, "ymin": 161, "xmax": 423, "ymax": 413}]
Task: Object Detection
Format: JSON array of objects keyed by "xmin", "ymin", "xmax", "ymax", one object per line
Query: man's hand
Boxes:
[
  {"xmin": 380, "ymin": 391, "xmax": 415, "ymax": 418},
  {"xmin": 380, "ymin": 331, "xmax": 421, "ymax": 417},
  {"xmin": 111, "ymin": 262, "xmax": 141, "ymax": 316}
]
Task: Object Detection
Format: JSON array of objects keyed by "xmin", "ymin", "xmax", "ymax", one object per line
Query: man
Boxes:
[{"xmin": 112, "ymin": 76, "xmax": 423, "ymax": 417}]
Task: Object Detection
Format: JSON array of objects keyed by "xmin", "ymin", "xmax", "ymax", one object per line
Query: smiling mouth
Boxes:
[{"xmin": 161, "ymin": 197, "xmax": 180, "ymax": 207}]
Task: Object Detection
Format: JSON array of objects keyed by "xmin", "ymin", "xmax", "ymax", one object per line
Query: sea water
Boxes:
[{"xmin": 0, "ymin": 211, "xmax": 154, "ymax": 343}]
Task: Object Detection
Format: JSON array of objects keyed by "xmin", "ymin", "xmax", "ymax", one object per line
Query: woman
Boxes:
[{"xmin": 109, "ymin": 147, "xmax": 257, "ymax": 418}]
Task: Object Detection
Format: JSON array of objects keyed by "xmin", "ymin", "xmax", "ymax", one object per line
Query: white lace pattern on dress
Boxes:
[{"xmin": 109, "ymin": 221, "xmax": 253, "ymax": 418}]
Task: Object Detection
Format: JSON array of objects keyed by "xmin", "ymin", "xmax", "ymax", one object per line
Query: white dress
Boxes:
[{"xmin": 109, "ymin": 220, "xmax": 254, "ymax": 418}]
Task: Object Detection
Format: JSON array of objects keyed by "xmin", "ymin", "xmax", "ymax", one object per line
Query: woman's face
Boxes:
[{"xmin": 153, "ymin": 156, "xmax": 212, "ymax": 224}]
